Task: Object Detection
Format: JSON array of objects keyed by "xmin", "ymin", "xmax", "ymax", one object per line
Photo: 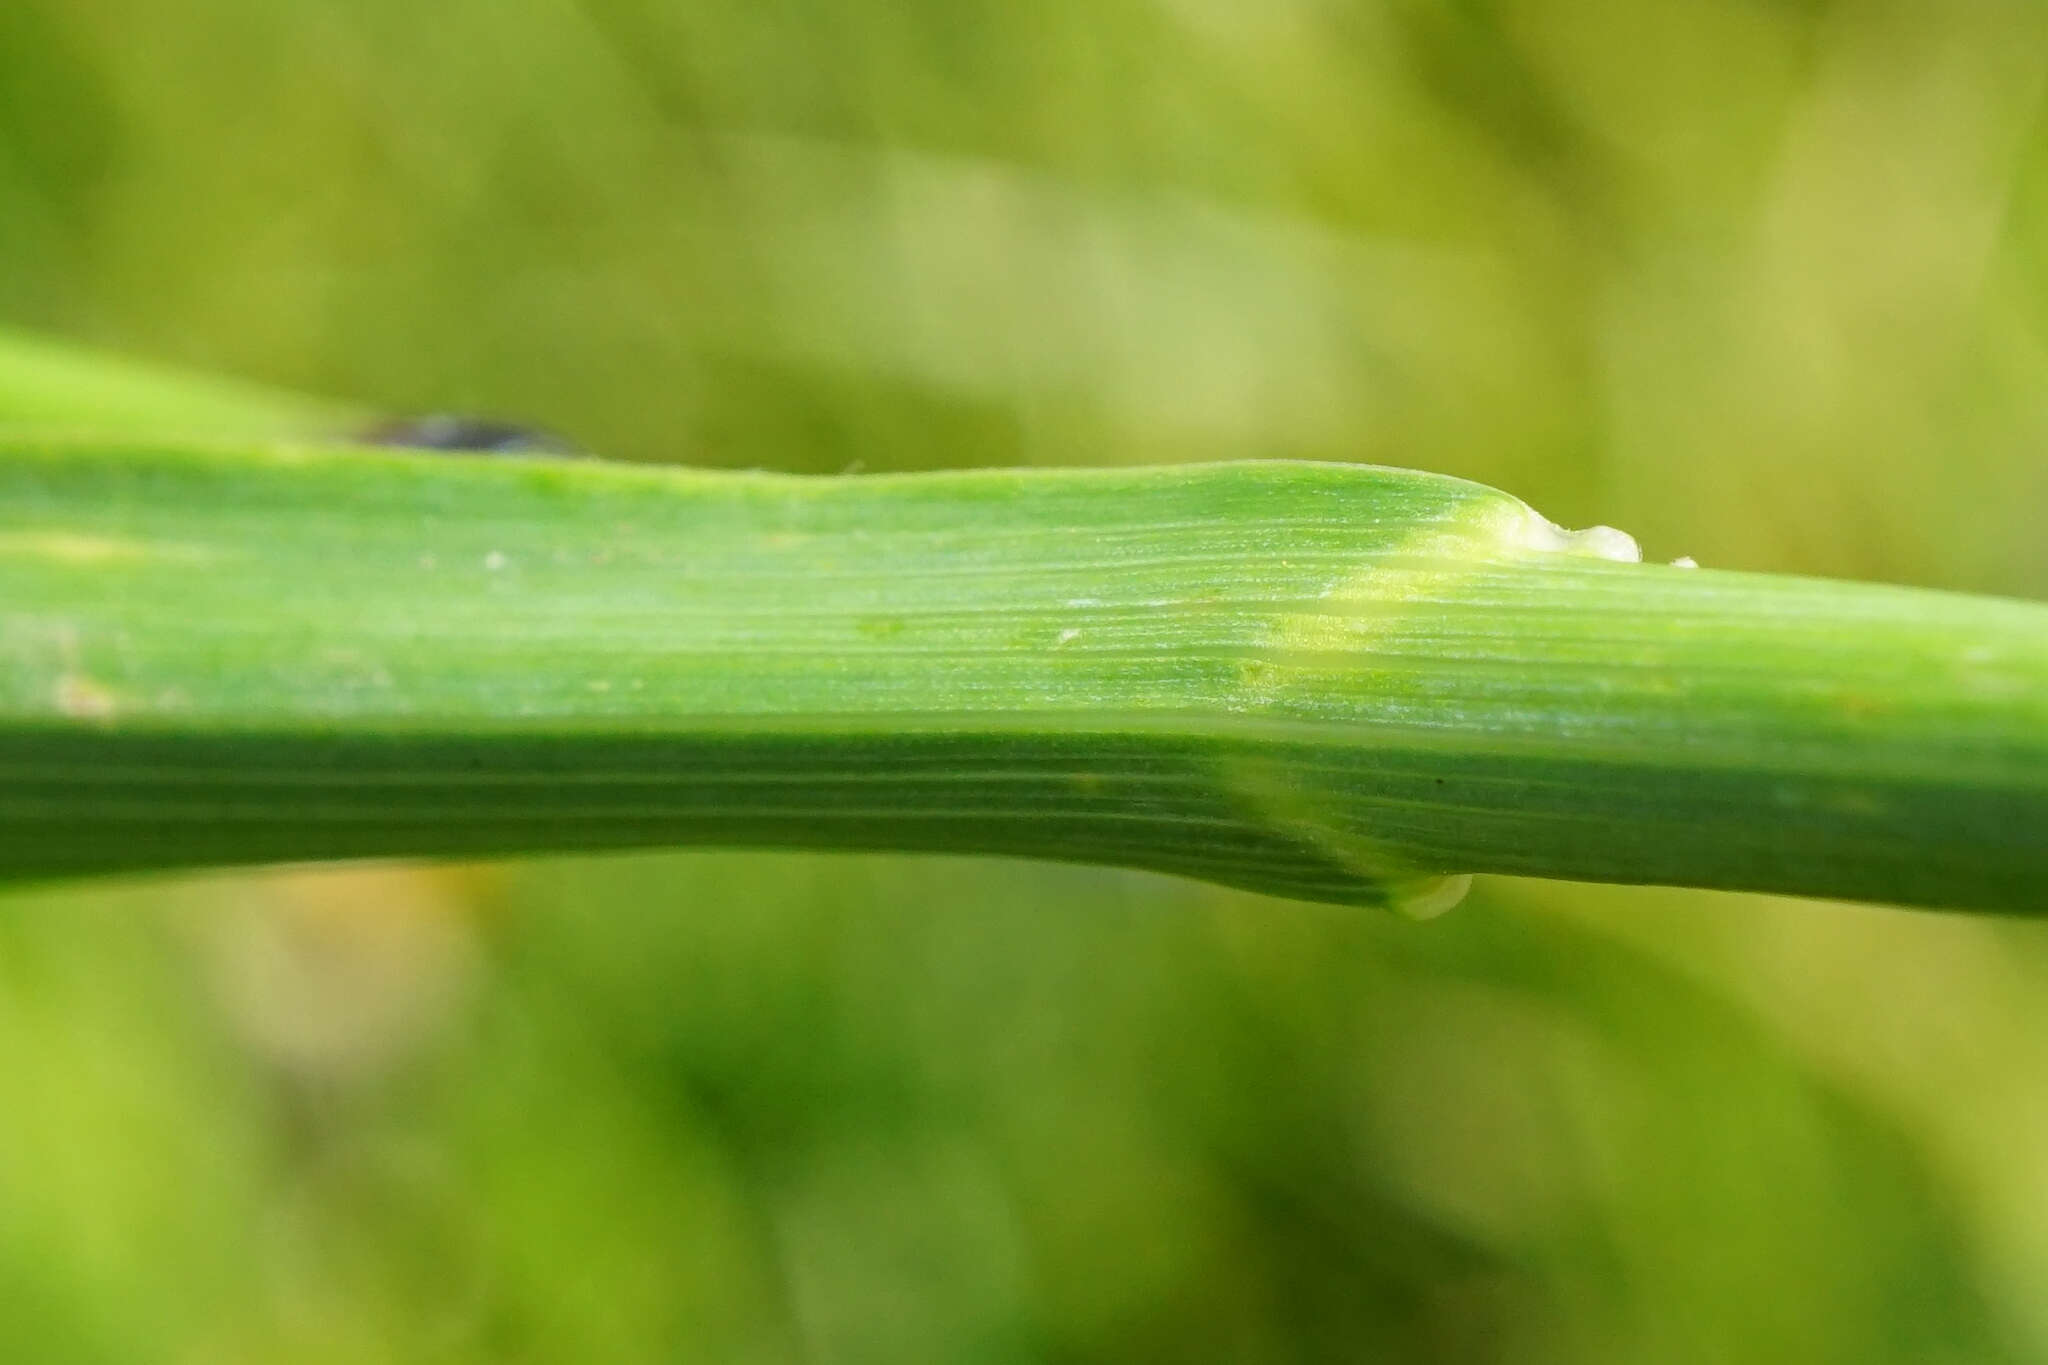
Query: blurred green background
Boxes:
[{"xmin": 4, "ymin": 0, "xmax": 2048, "ymax": 1359}]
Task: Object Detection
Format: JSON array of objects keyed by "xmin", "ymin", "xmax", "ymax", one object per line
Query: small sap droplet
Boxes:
[{"xmin": 1670, "ymin": 555, "xmax": 1699, "ymax": 569}]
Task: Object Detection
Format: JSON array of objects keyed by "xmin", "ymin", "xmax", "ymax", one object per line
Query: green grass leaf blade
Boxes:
[{"xmin": 3, "ymin": 439, "xmax": 2044, "ymax": 913}]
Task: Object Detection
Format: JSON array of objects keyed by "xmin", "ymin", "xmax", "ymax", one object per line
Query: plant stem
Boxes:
[{"xmin": 2, "ymin": 438, "xmax": 2043, "ymax": 913}]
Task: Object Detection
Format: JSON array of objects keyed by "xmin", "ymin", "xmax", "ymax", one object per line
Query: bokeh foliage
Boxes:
[{"xmin": 2, "ymin": 0, "xmax": 2047, "ymax": 1359}]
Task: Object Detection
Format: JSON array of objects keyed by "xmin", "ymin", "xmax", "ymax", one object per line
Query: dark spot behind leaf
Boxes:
[{"xmin": 364, "ymin": 415, "xmax": 584, "ymax": 457}]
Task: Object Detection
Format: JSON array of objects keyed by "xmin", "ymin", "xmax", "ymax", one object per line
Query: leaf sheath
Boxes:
[{"xmin": 3, "ymin": 441, "xmax": 2043, "ymax": 912}]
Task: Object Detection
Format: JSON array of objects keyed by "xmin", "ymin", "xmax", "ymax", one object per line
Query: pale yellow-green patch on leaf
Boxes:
[
  {"xmin": 0, "ymin": 530, "xmax": 215, "ymax": 567},
  {"xmin": 55, "ymin": 673, "xmax": 118, "ymax": 721}
]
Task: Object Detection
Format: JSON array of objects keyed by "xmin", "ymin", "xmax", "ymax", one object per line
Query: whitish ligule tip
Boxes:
[
  {"xmin": 1569, "ymin": 525, "xmax": 1643, "ymax": 563},
  {"xmin": 1512, "ymin": 510, "xmax": 1643, "ymax": 564},
  {"xmin": 1389, "ymin": 874, "xmax": 1473, "ymax": 921}
]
